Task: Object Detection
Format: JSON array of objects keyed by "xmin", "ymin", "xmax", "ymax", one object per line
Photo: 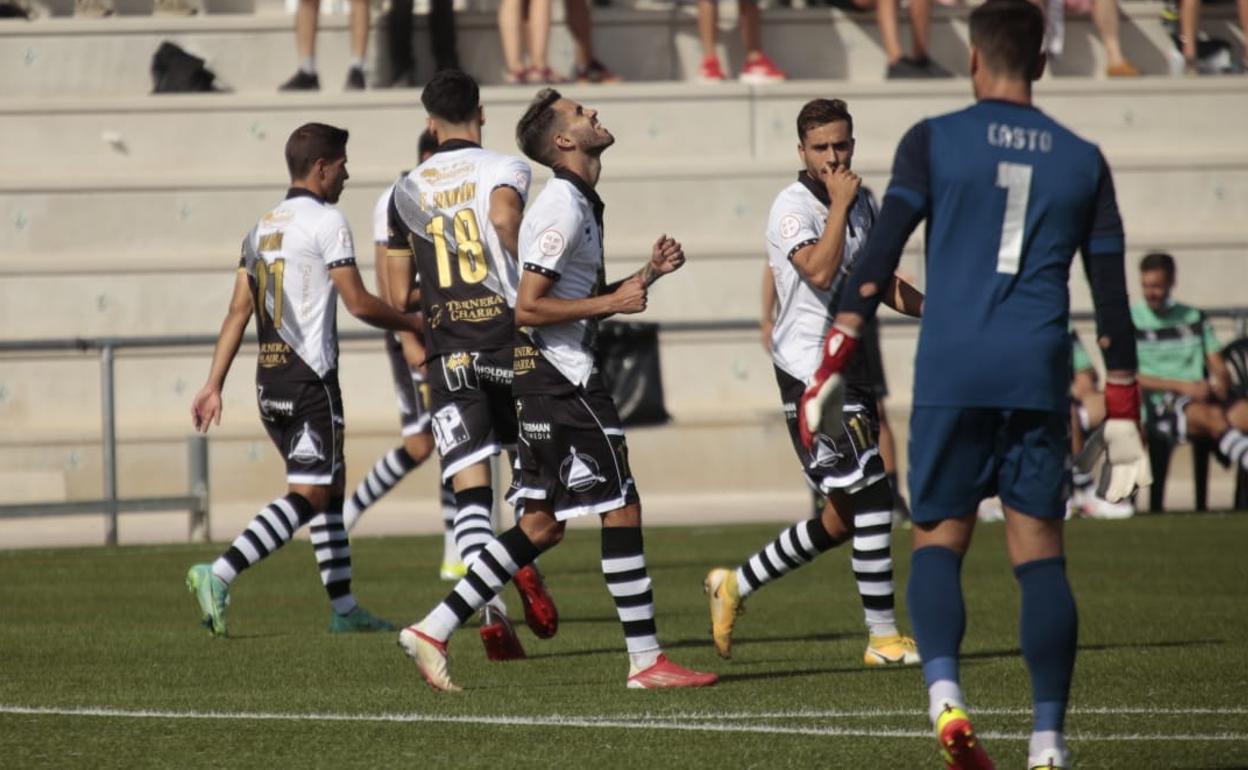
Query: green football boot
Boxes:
[
  {"xmin": 185, "ymin": 563, "xmax": 228, "ymax": 637},
  {"xmin": 329, "ymin": 605, "xmax": 396, "ymax": 633}
]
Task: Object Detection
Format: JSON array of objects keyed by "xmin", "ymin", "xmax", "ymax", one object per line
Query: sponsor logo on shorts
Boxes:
[
  {"xmin": 288, "ymin": 422, "xmax": 326, "ymax": 465},
  {"xmin": 432, "ymin": 405, "xmax": 470, "ymax": 455},
  {"xmin": 521, "ymin": 420, "xmax": 552, "ymax": 441},
  {"xmin": 559, "ymin": 447, "xmax": 607, "ymax": 493},
  {"xmin": 257, "ymin": 385, "xmax": 295, "ymax": 421},
  {"xmin": 811, "ymin": 435, "xmax": 844, "ymax": 468},
  {"xmin": 441, "ymin": 352, "xmax": 480, "ymax": 392}
]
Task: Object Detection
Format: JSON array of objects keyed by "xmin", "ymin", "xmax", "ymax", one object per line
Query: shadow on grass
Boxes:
[
  {"xmin": 962, "ymin": 637, "xmax": 1225, "ymax": 663},
  {"xmin": 526, "ymin": 631, "xmax": 863, "ymax": 662}
]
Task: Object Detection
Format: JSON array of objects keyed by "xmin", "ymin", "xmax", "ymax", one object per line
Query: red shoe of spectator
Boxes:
[
  {"xmin": 513, "ymin": 564, "xmax": 559, "ymax": 639},
  {"xmin": 740, "ymin": 53, "xmax": 787, "ymax": 84},
  {"xmin": 698, "ymin": 55, "xmax": 728, "ymax": 83}
]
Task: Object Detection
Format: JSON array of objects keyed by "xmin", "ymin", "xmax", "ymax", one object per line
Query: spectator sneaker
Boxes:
[
  {"xmin": 739, "ymin": 53, "xmax": 787, "ymax": 83},
  {"xmin": 698, "ymin": 55, "xmax": 728, "ymax": 82},
  {"xmin": 279, "ymin": 70, "xmax": 320, "ymax": 91},
  {"xmin": 345, "ymin": 66, "xmax": 366, "ymax": 91},
  {"xmin": 1106, "ymin": 60, "xmax": 1140, "ymax": 77},
  {"xmin": 575, "ymin": 58, "xmax": 622, "ymax": 83}
]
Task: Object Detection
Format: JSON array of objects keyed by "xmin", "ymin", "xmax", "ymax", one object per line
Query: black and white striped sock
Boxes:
[
  {"xmin": 421, "ymin": 526, "xmax": 541, "ymax": 640},
  {"xmin": 309, "ymin": 496, "xmax": 356, "ymax": 615},
  {"xmin": 453, "ymin": 486, "xmax": 495, "ymax": 566},
  {"xmin": 735, "ymin": 515, "xmax": 840, "ymax": 600},
  {"xmin": 343, "ymin": 447, "xmax": 419, "ymax": 531},
  {"xmin": 211, "ymin": 493, "xmax": 315, "ymax": 584},
  {"xmin": 1219, "ymin": 429, "xmax": 1248, "ymax": 470},
  {"xmin": 851, "ymin": 481, "xmax": 899, "ymax": 638},
  {"xmin": 602, "ymin": 527, "xmax": 661, "ymax": 670},
  {"xmin": 440, "ymin": 480, "xmax": 459, "ymax": 565}
]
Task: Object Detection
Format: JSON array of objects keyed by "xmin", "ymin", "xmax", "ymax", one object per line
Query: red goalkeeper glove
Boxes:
[{"xmin": 797, "ymin": 324, "xmax": 860, "ymax": 450}]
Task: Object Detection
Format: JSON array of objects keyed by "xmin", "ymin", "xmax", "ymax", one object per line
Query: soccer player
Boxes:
[
  {"xmin": 341, "ymin": 129, "xmax": 466, "ymax": 583},
  {"xmin": 385, "ymin": 70, "xmax": 558, "ymax": 661},
  {"xmin": 1133, "ymin": 251, "xmax": 1248, "ymax": 471},
  {"xmin": 185, "ymin": 123, "xmax": 424, "ymax": 637},
  {"xmin": 798, "ymin": 2, "xmax": 1149, "ymax": 767},
  {"xmin": 705, "ymin": 98, "xmax": 922, "ymax": 667},
  {"xmin": 395, "ymin": 88, "xmax": 719, "ymax": 692}
]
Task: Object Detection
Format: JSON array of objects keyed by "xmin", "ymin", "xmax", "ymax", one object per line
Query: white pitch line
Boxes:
[
  {"xmin": 612, "ymin": 706, "xmax": 1248, "ymax": 720},
  {"xmin": 0, "ymin": 705, "xmax": 1245, "ymax": 743}
]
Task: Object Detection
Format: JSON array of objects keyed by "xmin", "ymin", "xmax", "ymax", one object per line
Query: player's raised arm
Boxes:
[
  {"xmin": 789, "ymin": 166, "xmax": 859, "ymax": 291},
  {"xmin": 1079, "ymin": 150, "xmax": 1149, "ymax": 502},
  {"xmin": 191, "ymin": 262, "xmax": 254, "ymax": 432}
]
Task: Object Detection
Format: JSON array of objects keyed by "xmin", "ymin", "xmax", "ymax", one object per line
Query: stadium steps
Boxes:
[
  {"xmin": 4, "ymin": 79, "xmax": 1246, "ymax": 178},
  {"xmin": 3, "ymin": 2, "xmax": 1237, "ymax": 96},
  {"xmin": 3, "ymin": 234, "xmax": 1247, "ymax": 342}
]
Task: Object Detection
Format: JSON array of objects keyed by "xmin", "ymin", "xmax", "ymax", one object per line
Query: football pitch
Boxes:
[{"xmin": 1, "ymin": 514, "xmax": 1245, "ymax": 768}]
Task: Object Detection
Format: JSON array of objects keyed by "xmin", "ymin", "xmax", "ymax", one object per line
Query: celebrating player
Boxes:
[
  {"xmin": 396, "ymin": 88, "xmax": 719, "ymax": 692},
  {"xmin": 186, "ymin": 123, "xmax": 422, "ymax": 637},
  {"xmin": 705, "ymin": 98, "xmax": 923, "ymax": 667},
  {"xmin": 341, "ymin": 129, "xmax": 467, "ymax": 583},
  {"xmin": 386, "ymin": 70, "xmax": 558, "ymax": 661},
  {"xmin": 798, "ymin": 2, "xmax": 1148, "ymax": 767}
]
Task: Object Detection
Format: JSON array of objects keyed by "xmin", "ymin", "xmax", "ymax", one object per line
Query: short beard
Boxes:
[{"xmin": 586, "ymin": 132, "xmax": 615, "ymax": 157}]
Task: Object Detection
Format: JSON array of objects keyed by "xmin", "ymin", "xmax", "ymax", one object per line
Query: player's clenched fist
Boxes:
[
  {"xmin": 648, "ymin": 233, "xmax": 686, "ymax": 282},
  {"xmin": 609, "ymin": 275, "xmax": 648, "ymax": 315}
]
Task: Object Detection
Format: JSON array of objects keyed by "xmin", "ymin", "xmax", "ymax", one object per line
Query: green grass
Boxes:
[{"xmin": 1, "ymin": 515, "xmax": 1246, "ymax": 768}]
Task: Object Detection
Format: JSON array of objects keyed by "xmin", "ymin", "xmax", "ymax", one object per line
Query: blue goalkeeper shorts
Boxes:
[{"xmin": 908, "ymin": 406, "xmax": 1071, "ymax": 523}]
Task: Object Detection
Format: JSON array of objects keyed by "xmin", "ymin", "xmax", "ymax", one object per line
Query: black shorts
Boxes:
[
  {"xmin": 386, "ymin": 333, "xmax": 431, "ymax": 437},
  {"xmin": 508, "ymin": 374, "xmax": 640, "ymax": 520},
  {"xmin": 861, "ymin": 317, "xmax": 888, "ymax": 400},
  {"xmin": 428, "ymin": 347, "xmax": 518, "ymax": 481},
  {"xmin": 776, "ymin": 366, "xmax": 885, "ymax": 495},
  {"xmin": 257, "ymin": 373, "xmax": 345, "ymax": 486},
  {"xmin": 1145, "ymin": 392, "xmax": 1192, "ymax": 446}
]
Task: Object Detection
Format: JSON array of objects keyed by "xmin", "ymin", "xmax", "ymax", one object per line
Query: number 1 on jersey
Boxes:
[
  {"xmin": 426, "ymin": 209, "xmax": 488, "ymax": 288},
  {"xmin": 995, "ymin": 161, "xmax": 1032, "ymax": 275}
]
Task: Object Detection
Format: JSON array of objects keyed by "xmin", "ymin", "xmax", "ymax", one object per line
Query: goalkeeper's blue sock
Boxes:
[{"xmin": 908, "ymin": 545, "xmax": 966, "ymax": 724}]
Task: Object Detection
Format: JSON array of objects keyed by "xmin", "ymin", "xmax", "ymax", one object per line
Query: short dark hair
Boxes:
[
  {"xmin": 417, "ymin": 128, "xmax": 438, "ymax": 159},
  {"xmin": 285, "ymin": 122, "xmax": 348, "ymax": 180},
  {"xmin": 1140, "ymin": 251, "xmax": 1176, "ymax": 281},
  {"xmin": 796, "ymin": 98, "xmax": 853, "ymax": 142},
  {"xmin": 516, "ymin": 88, "xmax": 563, "ymax": 166},
  {"xmin": 969, "ymin": 0, "xmax": 1045, "ymax": 80},
  {"xmin": 421, "ymin": 69, "xmax": 480, "ymax": 124}
]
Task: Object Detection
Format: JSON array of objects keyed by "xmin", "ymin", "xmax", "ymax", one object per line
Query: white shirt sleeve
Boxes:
[
  {"xmin": 768, "ymin": 191, "xmax": 823, "ymax": 262},
  {"xmin": 520, "ymin": 188, "xmax": 583, "ymax": 280},
  {"xmin": 372, "ymin": 185, "xmax": 394, "ymax": 244},
  {"xmin": 488, "ymin": 156, "xmax": 532, "ymax": 204},
  {"xmin": 318, "ymin": 209, "xmax": 357, "ymax": 269}
]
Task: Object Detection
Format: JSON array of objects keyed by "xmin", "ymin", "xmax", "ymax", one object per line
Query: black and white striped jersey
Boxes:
[
  {"xmin": 766, "ymin": 173, "xmax": 878, "ymax": 385},
  {"xmin": 239, "ymin": 188, "xmax": 356, "ymax": 383},
  {"xmin": 386, "ymin": 140, "xmax": 531, "ymax": 359}
]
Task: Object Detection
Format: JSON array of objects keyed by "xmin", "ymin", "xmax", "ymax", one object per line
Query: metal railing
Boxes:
[{"xmin": 2, "ymin": 307, "xmax": 1245, "ymax": 545}]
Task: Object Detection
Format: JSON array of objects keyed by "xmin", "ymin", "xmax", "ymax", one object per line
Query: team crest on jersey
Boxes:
[
  {"xmin": 780, "ymin": 214, "xmax": 801, "ymax": 240},
  {"xmin": 538, "ymin": 228, "xmax": 565, "ymax": 258},
  {"xmin": 559, "ymin": 447, "xmax": 607, "ymax": 492},
  {"xmin": 288, "ymin": 422, "xmax": 325, "ymax": 464}
]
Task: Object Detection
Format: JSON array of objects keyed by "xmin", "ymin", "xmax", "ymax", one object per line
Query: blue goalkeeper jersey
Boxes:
[{"xmin": 887, "ymin": 99, "xmax": 1124, "ymax": 411}]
